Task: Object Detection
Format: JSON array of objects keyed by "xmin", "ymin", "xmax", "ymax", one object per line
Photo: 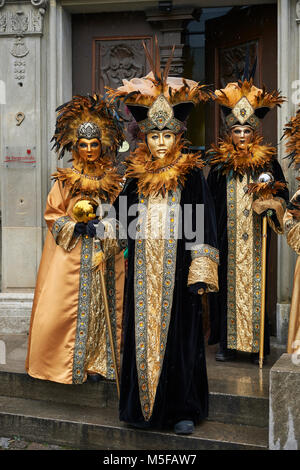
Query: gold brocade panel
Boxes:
[{"xmin": 227, "ymin": 175, "xmax": 262, "ymax": 353}]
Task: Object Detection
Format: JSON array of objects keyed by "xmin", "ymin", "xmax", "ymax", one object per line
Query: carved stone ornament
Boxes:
[
  {"xmin": 0, "ymin": 1, "xmax": 48, "ymax": 36},
  {"xmin": 0, "ymin": 1, "xmax": 49, "ymax": 8}
]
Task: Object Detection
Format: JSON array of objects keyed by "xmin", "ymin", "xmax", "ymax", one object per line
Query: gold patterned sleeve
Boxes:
[
  {"xmin": 187, "ymin": 244, "xmax": 219, "ymax": 293},
  {"xmin": 284, "ymin": 206, "xmax": 300, "ymax": 255},
  {"xmin": 56, "ymin": 220, "xmax": 79, "ymax": 251}
]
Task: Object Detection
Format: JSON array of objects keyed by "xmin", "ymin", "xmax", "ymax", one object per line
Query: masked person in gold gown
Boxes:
[
  {"xmin": 25, "ymin": 95, "xmax": 126, "ymax": 385},
  {"xmin": 206, "ymin": 79, "xmax": 289, "ymax": 363},
  {"xmin": 283, "ymin": 108, "xmax": 300, "ymax": 356},
  {"xmin": 106, "ymin": 42, "xmax": 219, "ymax": 435}
]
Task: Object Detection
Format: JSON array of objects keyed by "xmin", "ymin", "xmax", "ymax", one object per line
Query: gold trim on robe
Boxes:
[
  {"xmin": 227, "ymin": 175, "xmax": 262, "ymax": 353},
  {"xmin": 134, "ymin": 189, "xmax": 180, "ymax": 420}
]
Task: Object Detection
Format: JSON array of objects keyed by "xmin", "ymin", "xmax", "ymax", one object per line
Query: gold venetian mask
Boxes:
[
  {"xmin": 230, "ymin": 125, "xmax": 254, "ymax": 150},
  {"xmin": 147, "ymin": 130, "xmax": 176, "ymax": 159},
  {"xmin": 77, "ymin": 138, "xmax": 102, "ymax": 162}
]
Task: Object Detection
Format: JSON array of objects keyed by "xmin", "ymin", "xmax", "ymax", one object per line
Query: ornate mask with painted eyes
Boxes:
[
  {"xmin": 77, "ymin": 138, "xmax": 102, "ymax": 162},
  {"xmin": 147, "ymin": 130, "xmax": 176, "ymax": 159}
]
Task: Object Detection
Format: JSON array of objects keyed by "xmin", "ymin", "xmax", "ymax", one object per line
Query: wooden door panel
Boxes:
[
  {"xmin": 93, "ymin": 37, "xmax": 152, "ymax": 93},
  {"xmin": 205, "ymin": 5, "xmax": 277, "ymax": 147}
]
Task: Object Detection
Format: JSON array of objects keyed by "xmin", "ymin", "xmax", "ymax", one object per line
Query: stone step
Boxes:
[
  {"xmin": 0, "ymin": 369, "xmax": 269, "ymax": 428},
  {"xmin": 0, "ymin": 395, "xmax": 268, "ymax": 450}
]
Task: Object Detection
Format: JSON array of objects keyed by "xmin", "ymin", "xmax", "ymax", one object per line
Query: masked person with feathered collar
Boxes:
[
  {"xmin": 283, "ymin": 108, "xmax": 300, "ymax": 357},
  {"xmin": 106, "ymin": 42, "xmax": 219, "ymax": 435},
  {"xmin": 206, "ymin": 79, "xmax": 289, "ymax": 364},
  {"xmin": 26, "ymin": 95, "xmax": 126, "ymax": 385}
]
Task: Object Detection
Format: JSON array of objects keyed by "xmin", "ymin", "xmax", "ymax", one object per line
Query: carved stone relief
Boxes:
[
  {"xmin": 9, "ymin": 36, "xmax": 29, "ymax": 85},
  {"xmin": 0, "ymin": 1, "xmax": 48, "ymax": 36},
  {"xmin": 95, "ymin": 39, "xmax": 151, "ymax": 91}
]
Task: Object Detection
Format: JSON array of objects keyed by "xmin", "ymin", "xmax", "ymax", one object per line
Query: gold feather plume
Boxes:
[
  {"xmin": 106, "ymin": 37, "xmax": 213, "ymax": 108},
  {"xmin": 247, "ymin": 181, "xmax": 287, "ymax": 199},
  {"xmin": 51, "ymin": 94, "xmax": 125, "ymax": 160},
  {"xmin": 283, "ymin": 106, "xmax": 300, "ymax": 169},
  {"xmin": 213, "ymin": 79, "xmax": 285, "ymax": 110}
]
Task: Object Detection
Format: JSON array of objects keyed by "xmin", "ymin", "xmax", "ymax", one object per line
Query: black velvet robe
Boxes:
[
  {"xmin": 207, "ymin": 159, "xmax": 289, "ymax": 354},
  {"xmin": 115, "ymin": 167, "xmax": 218, "ymax": 429}
]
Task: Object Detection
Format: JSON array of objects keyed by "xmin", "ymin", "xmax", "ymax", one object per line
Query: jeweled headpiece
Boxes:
[
  {"xmin": 213, "ymin": 79, "xmax": 285, "ymax": 130},
  {"xmin": 106, "ymin": 37, "xmax": 212, "ymax": 134},
  {"xmin": 77, "ymin": 122, "xmax": 101, "ymax": 140},
  {"xmin": 51, "ymin": 94, "xmax": 124, "ymax": 159}
]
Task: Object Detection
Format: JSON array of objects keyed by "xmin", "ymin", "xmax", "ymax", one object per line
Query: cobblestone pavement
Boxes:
[{"xmin": 0, "ymin": 436, "xmax": 76, "ymax": 450}]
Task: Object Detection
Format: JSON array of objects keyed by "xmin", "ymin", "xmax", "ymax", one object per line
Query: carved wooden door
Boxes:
[
  {"xmin": 205, "ymin": 4, "xmax": 277, "ymax": 147},
  {"xmin": 72, "ymin": 12, "xmax": 159, "ymax": 169},
  {"xmin": 205, "ymin": 5, "xmax": 278, "ymax": 335}
]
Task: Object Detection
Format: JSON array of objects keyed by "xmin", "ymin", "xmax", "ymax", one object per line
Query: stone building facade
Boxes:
[{"xmin": 0, "ymin": 0, "xmax": 299, "ymax": 448}]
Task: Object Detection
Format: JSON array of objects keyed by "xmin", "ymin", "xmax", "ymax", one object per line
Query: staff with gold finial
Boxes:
[
  {"xmin": 72, "ymin": 199, "xmax": 120, "ymax": 397},
  {"xmin": 248, "ymin": 172, "xmax": 287, "ymax": 368}
]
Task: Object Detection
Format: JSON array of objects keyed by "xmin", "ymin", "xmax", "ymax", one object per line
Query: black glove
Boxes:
[
  {"xmin": 86, "ymin": 219, "xmax": 99, "ymax": 238},
  {"xmin": 74, "ymin": 222, "xmax": 87, "ymax": 237},
  {"xmin": 189, "ymin": 282, "xmax": 207, "ymax": 296}
]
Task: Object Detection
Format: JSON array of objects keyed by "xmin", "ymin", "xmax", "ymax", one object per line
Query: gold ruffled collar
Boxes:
[
  {"xmin": 51, "ymin": 154, "xmax": 122, "ymax": 202},
  {"xmin": 125, "ymin": 137, "xmax": 204, "ymax": 197},
  {"xmin": 207, "ymin": 135, "xmax": 276, "ymax": 178}
]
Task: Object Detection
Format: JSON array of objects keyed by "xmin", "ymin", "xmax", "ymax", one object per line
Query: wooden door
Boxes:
[
  {"xmin": 72, "ymin": 12, "xmax": 159, "ymax": 168},
  {"xmin": 205, "ymin": 5, "xmax": 278, "ymax": 335}
]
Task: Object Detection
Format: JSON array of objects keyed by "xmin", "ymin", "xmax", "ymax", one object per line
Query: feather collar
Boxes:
[
  {"xmin": 206, "ymin": 135, "xmax": 276, "ymax": 178},
  {"xmin": 125, "ymin": 137, "xmax": 204, "ymax": 197},
  {"xmin": 51, "ymin": 154, "xmax": 123, "ymax": 202}
]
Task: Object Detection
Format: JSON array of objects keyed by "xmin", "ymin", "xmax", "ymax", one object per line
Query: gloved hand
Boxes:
[
  {"xmin": 86, "ymin": 218, "xmax": 99, "ymax": 238},
  {"xmin": 189, "ymin": 282, "xmax": 207, "ymax": 295},
  {"xmin": 74, "ymin": 222, "xmax": 87, "ymax": 237}
]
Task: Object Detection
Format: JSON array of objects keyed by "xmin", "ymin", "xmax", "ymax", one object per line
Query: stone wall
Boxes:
[{"xmin": 269, "ymin": 353, "xmax": 300, "ymax": 449}]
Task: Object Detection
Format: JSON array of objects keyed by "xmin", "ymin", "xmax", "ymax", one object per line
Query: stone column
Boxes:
[
  {"xmin": 276, "ymin": 0, "xmax": 299, "ymax": 344},
  {"xmin": 146, "ymin": 7, "xmax": 197, "ymax": 76},
  {"xmin": 269, "ymin": 353, "xmax": 300, "ymax": 449},
  {"xmin": 0, "ymin": 0, "xmax": 72, "ymax": 334}
]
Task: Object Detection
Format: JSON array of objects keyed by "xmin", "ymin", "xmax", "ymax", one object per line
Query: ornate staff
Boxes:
[
  {"xmin": 248, "ymin": 173, "xmax": 274, "ymax": 368},
  {"xmin": 73, "ymin": 200, "xmax": 120, "ymax": 397},
  {"xmin": 98, "ymin": 260, "xmax": 120, "ymax": 398}
]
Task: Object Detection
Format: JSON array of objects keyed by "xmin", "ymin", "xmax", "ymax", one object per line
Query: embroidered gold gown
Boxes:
[
  {"xmin": 25, "ymin": 180, "xmax": 125, "ymax": 384},
  {"xmin": 283, "ymin": 191, "xmax": 300, "ymax": 355}
]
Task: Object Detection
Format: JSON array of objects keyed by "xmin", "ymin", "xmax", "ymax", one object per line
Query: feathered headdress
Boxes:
[
  {"xmin": 213, "ymin": 79, "xmax": 285, "ymax": 130},
  {"xmin": 51, "ymin": 94, "xmax": 125, "ymax": 159},
  {"xmin": 283, "ymin": 107, "xmax": 300, "ymax": 169},
  {"xmin": 106, "ymin": 37, "xmax": 213, "ymax": 134}
]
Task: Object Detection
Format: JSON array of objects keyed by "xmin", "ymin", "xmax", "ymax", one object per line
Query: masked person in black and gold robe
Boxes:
[
  {"xmin": 206, "ymin": 79, "xmax": 289, "ymax": 363},
  {"xmin": 107, "ymin": 43, "xmax": 219, "ymax": 434},
  {"xmin": 26, "ymin": 95, "xmax": 126, "ymax": 385}
]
